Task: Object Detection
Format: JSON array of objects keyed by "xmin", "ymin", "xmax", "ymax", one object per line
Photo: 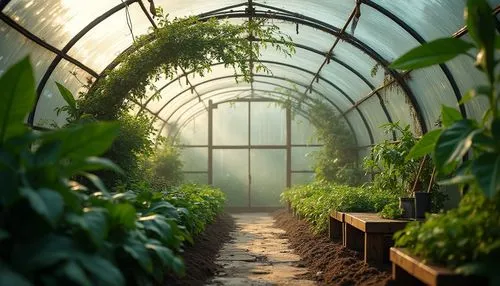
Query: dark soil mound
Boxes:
[
  {"xmin": 163, "ymin": 212, "xmax": 235, "ymax": 285},
  {"xmin": 273, "ymin": 210, "xmax": 391, "ymax": 286}
]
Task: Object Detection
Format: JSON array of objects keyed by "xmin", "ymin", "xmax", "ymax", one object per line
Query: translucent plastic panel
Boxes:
[
  {"xmin": 354, "ymin": 5, "xmax": 420, "ymax": 62},
  {"xmin": 250, "ymin": 149, "xmax": 286, "ymax": 207},
  {"xmin": 379, "ymin": 85, "xmax": 422, "ymax": 136},
  {"xmin": 34, "ymin": 60, "xmax": 93, "ymax": 128},
  {"xmin": 407, "ymin": 66, "xmax": 457, "ymax": 130},
  {"xmin": 250, "ymin": 102, "xmax": 286, "ymax": 145},
  {"xmin": 213, "ymin": 149, "xmax": 249, "ymax": 207},
  {"xmin": 275, "ymin": 21, "xmax": 332, "ymax": 53},
  {"xmin": 3, "ymin": 0, "xmax": 118, "ymax": 49},
  {"xmin": 320, "ymin": 62, "xmax": 372, "ymax": 102},
  {"xmin": 333, "ymin": 41, "xmax": 384, "ymax": 88},
  {"xmin": 373, "ymin": 0, "xmax": 464, "ymax": 41},
  {"xmin": 0, "ymin": 22, "xmax": 55, "ymax": 84},
  {"xmin": 291, "ymin": 114, "xmax": 319, "ymax": 145},
  {"xmin": 345, "ymin": 111, "xmax": 372, "ymax": 147},
  {"xmin": 291, "ymin": 173, "xmax": 315, "ymax": 186},
  {"xmin": 255, "ymin": 62, "xmax": 313, "ymax": 89},
  {"xmin": 260, "ymin": 46, "xmax": 323, "ymax": 82},
  {"xmin": 180, "ymin": 148, "xmax": 208, "ymax": 172},
  {"xmin": 178, "ymin": 112, "xmax": 208, "ymax": 145},
  {"xmin": 183, "ymin": 173, "xmax": 208, "ymax": 185},
  {"xmin": 291, "ymin": 147, "xmax": 320, "ymax": 171},
  {"xmin": 213, "ymin": 102, "xmax": 249, "ymax": 146},
  {"xmin": 313, "ymin": 80, "xmax": 353, "ymax": 111},
  {"xmin": 253, "ymin": 0, "xmax": 352, "ymax": 29},
  {"xmin": 446, "ymin": 54, "xmax": 490, "ymax": 122},
  {"xmin": 357, "ymin": 96, "xmax": 394, "ymax": 143},
  {"xmin": 153, "ymin": 0, "xmax": 242, "ymax": 18},
  {"xmin": 68, "ymin": 4, "xmax": 151, "ymax": 73}
]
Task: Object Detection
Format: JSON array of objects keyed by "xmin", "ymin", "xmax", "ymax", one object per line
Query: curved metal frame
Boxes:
[{"xmin": 2, "ymin": 0, "xmax": 491, "ymax": 137}]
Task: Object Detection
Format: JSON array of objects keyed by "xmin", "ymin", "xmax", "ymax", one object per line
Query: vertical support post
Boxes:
[
  {"xmin": 286, "ymin": 106, "xmax": 292, "ymax": 188},
  {"xmin": 208, "ymin": 100, "xmax": 214, "ymax": 185},
  {"xmin": 248, "ymin": 101, "xmax": 252, "ymax": 208}
]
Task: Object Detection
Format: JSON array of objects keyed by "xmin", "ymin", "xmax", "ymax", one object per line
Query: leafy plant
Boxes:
[
  {"xmin": 308, "ymin": 102, "xmax": 361, "ymax": 185},
  {"xmin": 0, "ymin": 58, "xmax": 227, "ymax": 286},
  {"xmin": 378, "ymin": 202, "xmax": 403, "ymax": 219},
  {"xmin": 281, "ymin": 181, "xmax": 396, "ymax": 233},
  {"xmin": 392, "ymin": 0, "xmax": 499, "ymax": 281},
  {"xmin": 363, "ymin": 123, "xmax": 443, "ymax": 203}
]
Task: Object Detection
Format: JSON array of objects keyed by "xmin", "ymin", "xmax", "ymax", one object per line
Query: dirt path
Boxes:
[{"xmin": 207, "ymin": 213, "xmax": 317, "ymax": 286}]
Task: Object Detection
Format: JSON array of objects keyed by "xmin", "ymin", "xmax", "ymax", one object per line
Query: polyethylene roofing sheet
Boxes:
[{"xmin": 1, "ymin": 0, "xmax": 499, "ymax": 146}]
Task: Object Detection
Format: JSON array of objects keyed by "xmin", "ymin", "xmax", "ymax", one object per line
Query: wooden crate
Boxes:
[{"xmin": 390, "ymin": 248, "xmax": 487, "ymax": 286}]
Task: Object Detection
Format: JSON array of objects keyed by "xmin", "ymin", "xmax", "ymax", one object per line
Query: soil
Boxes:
[
  {"xmin": 273, "ymin": 210, "xmax": 391, "ymax": 286},
  {"xmin": 163, "ymin": 213, "xmax": 235, "ymax": 286}
]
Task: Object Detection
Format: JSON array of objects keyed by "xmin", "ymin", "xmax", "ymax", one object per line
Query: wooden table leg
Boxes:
[
  {"xmin": 364, "ymin": 232, "xmax": 384, "ymax": 265},
  {"xmin": 345, "ymin": 224, "xmax": 364, "ymax": 252},
  {"xmin": 392, "ymin": 263, "xmax": 422, "ymax": 285},
  {"xmin": 328, "ymin": 217, "xmax": 342, "ymax": 241}
]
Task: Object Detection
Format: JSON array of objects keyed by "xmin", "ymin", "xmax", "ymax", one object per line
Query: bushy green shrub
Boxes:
[
  {"xmin": 0, "ymin": 58, "xmax": 226, "ymax": 286},
  {"xmin": 281, "ymin": 181, "xmax": 396, "ymax": 233}
]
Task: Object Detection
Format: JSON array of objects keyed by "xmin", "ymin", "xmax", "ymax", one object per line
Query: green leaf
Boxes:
[
  {"xmin": 492, "ymin": 118, "xmax": 500, "ymax": 141},
  {"xmin": 434, "ymin": 120, "xmax": 479, "ymax": 174},
  {"xmin": 472, "ymin": 153, "xmax": 500, "ymax": 198},
  {"xmin": 59, "ymin": 261, "xmax": 91, "ymax": 286},
  {"xmin": 43, "ymin": 122, "xmax": 119, "ymax": 160},
  {"xmin": 12, "ymin": 235, "xmax": 75, "ymax": 271},
  {"xmin": 66, "ymin": 157, "xmax": 123, "ymax": 175},
  {"xmin": 390, "ymin": 38, "xmax": 474, "ymax": 70},
  {"xmin": 0, "ymin": 57, "xmax": 35, "ymax": 143},
  {"xmin": 0, "ymin": 264, "xmax": 32, "ymax": 286},
  {"xmin": 441, "ymin": 106, "xmax": 463, "ymax": 127},
  {"xmin": 406, "ymin": 129, "xmax": 442, "ymax": 160},
  {"xmin": 76, "ymin": 254, "xmax": 125, "ymax": 286},
  {"xmin": 81, "ymin": 208, "xmax": 108, "ymax": 248},
  {"xmin": 20, "ymin": 188, "xmax": 64, "ymax": 226},
  {"xmin": 0, "ymin": 229, "xmax": 9, "ymax": 241},
  {"xmin": 466, "ymin": 0, "xmax": 495, "ymax": 81},
  {"xmin": 123, "ymin": 238, "xmax": 153, "ymax": 273},
  {"xmin": 438, "ymin": 175, "xmax": 475, "ymax": 186},
  {"xmin": 108, "ymin": 203, "xmax": 137, "ymax": 230},
  {"xmin": 80, "ymin": 172, "xmax": 109, "ymax": 194},
  {"xmin": 56, "ymin": 82, "xmax": 77, "ymax": 115}
]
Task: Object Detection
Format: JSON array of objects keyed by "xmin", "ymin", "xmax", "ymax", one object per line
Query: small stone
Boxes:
[{"xmin": 315, "ymin": 271, "xmax": 323, "ymax": 277}]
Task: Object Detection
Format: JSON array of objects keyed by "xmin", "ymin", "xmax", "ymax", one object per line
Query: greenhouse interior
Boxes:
[{"xmin": 1, "ymin": 0, "xmax": 499, "ymax": 285}]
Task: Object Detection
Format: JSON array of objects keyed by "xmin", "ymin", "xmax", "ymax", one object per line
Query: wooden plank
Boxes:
[
  {"xmin": 345, "ymin": 223, "xmax": 364, "ymax": 252},
  {"xmin": 344, "ymin": 212, "xmax": 412, "ymax": 233},
  {"xmin": 328, "ymin": 215, "xmax": 343, "ymax": 241},
  {"xmin": 364, "ymin": 233, "xmax": 384, "ymax": 265},
  {"xmin": 390, "ymin": 248, "xmax": 488, "ymax": 286}
]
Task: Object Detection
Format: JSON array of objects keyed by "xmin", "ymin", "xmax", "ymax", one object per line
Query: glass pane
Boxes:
[
  {"xmin": 34, "ymin": 60, "xmax": 93, "ymax": 128},
  {"xmin": 213, "ymin": 149, "xmax": 249, "ymax": 207},
  {"xmin": 67, "ymin": 4, "xmax": 151, "ymax": 73},
  {"xmin": 292, "ymin": 147, "xmax": 320, "ymax": 171},
  {"xmin": 250, "ymin": 149, "xmax": 286, "ymax": 207},
  {"xmin": 183, "ymin": 173, "xmax": 208, "ymax": 185},
  {"xmin": 0, "ymin": 22, "xmax": 55, "ymax": 85},
  {"xmin": 178, "ymin": 112, "xmax": 208, "ymax": 145},
  {"xmin": 3, "ymin": 0, "xmax": 119, "ymax": 49},
  {"xmin": 291, "ymin": 173, "xmax": 315, "ymax": 186},
  {"xmin": 180, "ymin": 148, "xmax": 208, "ymax": 172},
  {"xmin": 213, "ymin": 102, "xmax": 249, "ymax": 146},
  {"xmin": 250, "ymin": 102, "xmax": 286, "ymax": 145}
]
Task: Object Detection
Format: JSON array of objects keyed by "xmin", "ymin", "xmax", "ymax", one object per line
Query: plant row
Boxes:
[
  {"xmin": 281, "ymin": 181, "xmax": 396, "ymax": 233},
  {"xmin": 0, "ymin": 59, "xmax": 226, "ymax": 286}
]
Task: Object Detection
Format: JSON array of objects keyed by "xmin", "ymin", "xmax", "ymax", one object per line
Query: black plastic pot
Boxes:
[
  {"xmin": 414, "ymin": 192, "xmax": 431, "ymax": 218},
  {"xmin": 399, "ymin": 197, "xmax": 415, "ymax": 219}
]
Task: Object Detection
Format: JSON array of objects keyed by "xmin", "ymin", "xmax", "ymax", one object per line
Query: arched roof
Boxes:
[{"xmin": 1, "ymin": 0, "xmax": 499, "ymax": 147}]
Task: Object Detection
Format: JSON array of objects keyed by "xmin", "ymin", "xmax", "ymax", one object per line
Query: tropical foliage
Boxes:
[{"xmin": 0, "ymin": 58, "xmax": 225, "ymax": 286}]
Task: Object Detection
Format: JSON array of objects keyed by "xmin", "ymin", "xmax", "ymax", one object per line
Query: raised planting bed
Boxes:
[
  {"xmin": 328, "ymin": 210, "xmax": 345, "ymax": 245},
  {"xmin": 390, "ymin": 248, "xmax": 488, "ymax": 286},
  {"xmin": 344, "ymin": 212, "xmax": 414, "ymax": 265}
]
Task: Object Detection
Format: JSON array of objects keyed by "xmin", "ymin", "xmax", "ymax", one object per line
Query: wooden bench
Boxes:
[
  {"xmin": 328, "ymin": 211, "xmax": 345, "ymax": 245},
  {"xmin": 344, "ymin": 212, "xmax": 412, "ymax": 265},
  {"xmin": 390, "ymin": 248, "xmax": 487, "ymax": 286}
]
